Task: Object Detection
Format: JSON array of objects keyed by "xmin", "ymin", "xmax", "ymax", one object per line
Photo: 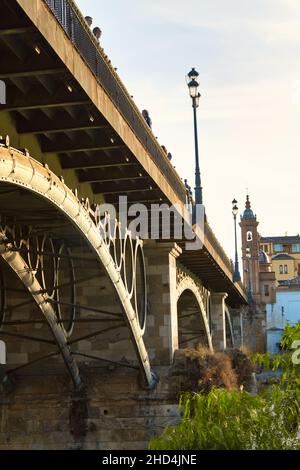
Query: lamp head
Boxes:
[
  {"xmin": 188, "ymin": 78, "xmax": 199, "ymax": 98},
  {"xmin": 187, "ymin": 67, "xmax": 199, "ymax": 81},
  {"xmin": 232, "ymin": 204, "xmax": 239, "ymax": 216}
]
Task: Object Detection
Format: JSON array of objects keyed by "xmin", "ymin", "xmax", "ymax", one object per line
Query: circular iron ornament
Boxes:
[
  {"xmin": 27, "ymin": 234, "xmax": 40, "ymax": 274},
  {"xmin": 103, "ymin": 213, "xmax": 112, "ymax": 250},
  {"xmin": 95, "ymin": 215, "xmax": 148, "ymax": 335},
  {"xmin": 13, "ymin": 223, "xmax": 24, "ymax": 250},
  {"xmin": 98, "ymin": 218, "xmax": 107, "ymax": 244},
  {"xmin": 113, "ymin": 221, "xmax": 123, "ymax": 271},
  {"xmin": 134, "ymin": 242, "xmax": 147, "ymax": 335},
  {"xmin": 109, "ymin": 220, "xmax": 116, "ymax": 262},
  {"xmin": 94, "ymin": 214, "xmax": 148, "ymax": 335},
  {"xmin": 123, "ymin": 232, "xmax": 135, "ymax": 299},
  {"xmin": 0, "ymin": 264, "xmax": 6, "ymax": 330},
  {"xmin": 55, "ymin": 243, "xmax": 76, "ymax": 338},
  {"xmin": 40, "ymin": 235, "xmax": 56, "ymax": 298}
]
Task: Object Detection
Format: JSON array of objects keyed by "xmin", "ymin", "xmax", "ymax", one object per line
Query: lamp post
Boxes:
[
  {"xmin": 232, "ymin": 199, "xmax": 241, "ymax": 282},
  {"xmin": 186, "ymin": 68, "xmax": 202, "ymax": 206}
]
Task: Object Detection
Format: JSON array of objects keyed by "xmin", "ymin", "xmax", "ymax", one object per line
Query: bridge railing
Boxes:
[
  {"xmin": 43, "ymin": 0, "xmax": 187, "ymax": 203},
  {"xmin": 205, "ymin": 221, "xmax": 234, "ymax": 276}
]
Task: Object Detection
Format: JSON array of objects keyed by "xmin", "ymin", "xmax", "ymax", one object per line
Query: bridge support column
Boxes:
[
  {"xmin": 143, "ymin": 242, "xmax": 182, "ymax": 365},
  {"xmin": 210, "ymin": 292, "xmax": 228, "ymax": 351},
  {"xmin": 228, "ymin": 307, "xmax": 245, "ymax": 349}
]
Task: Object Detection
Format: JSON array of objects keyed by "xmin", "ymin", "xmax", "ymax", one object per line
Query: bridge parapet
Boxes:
[{"xmin": 205, "ymin": 221, "xmax": 233, "ymax": 275}]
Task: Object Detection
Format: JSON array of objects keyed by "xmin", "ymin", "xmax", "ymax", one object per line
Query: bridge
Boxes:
[{"xmin": 0, "ymin": 0, "xmax": 248, "ymax": 449}]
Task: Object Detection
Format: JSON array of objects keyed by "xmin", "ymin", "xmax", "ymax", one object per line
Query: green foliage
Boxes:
[
  {"xmin": 150, "ymin": 325, "xmax": 300, "ymax": 450},
  {"xmin": 251, "ymin": 323, "xmax": 300, "ymax": 392},
  {"xmin": 149, "ymin": 386, "xmax": 300, "ymax": 450},
  {"xmin": 281, "ymin": 322, "xmax": 300, "ymax": 351}
]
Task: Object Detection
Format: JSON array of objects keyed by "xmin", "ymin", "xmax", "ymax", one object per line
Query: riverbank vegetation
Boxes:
[{"xmin": 149, "ymin": 324, "xmax": 300, "ymax": 450}]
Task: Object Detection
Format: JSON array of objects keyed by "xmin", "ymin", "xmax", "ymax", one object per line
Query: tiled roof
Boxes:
[
  {"xmin": 272, "ymin": 254, "xmax": 295, "ymax": 260},
  {"xmin": 260, "ymin": 235, "xmax": 300, "ymax": 244}
]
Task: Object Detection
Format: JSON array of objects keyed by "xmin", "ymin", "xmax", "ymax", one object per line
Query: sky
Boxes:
[{"xmin": 77, "ymin": 0, "xmax": 300, "ymax": 261}]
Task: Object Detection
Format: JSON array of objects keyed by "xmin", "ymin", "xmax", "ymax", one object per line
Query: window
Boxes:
[
  {"xmin": 264, "ymin": 285, "xmax": 270, "ymax": 296},
  {"xmin": 292, "ymin": 244, "xmax": 300, "ymax": 253},
  {"xmin": 274, "ymin": 244, "xmax": 283, "ymax": 252},
  {"xmin": 284, "ymin": 265, "xmax": 288, "ymax": 274},
  {"xmin": 279, "ymin": 265, "xmax": 283, "ymax": 274},
  {"xmin": 298, "ymin": 264, "xmax": 300, "ymax": 276}
]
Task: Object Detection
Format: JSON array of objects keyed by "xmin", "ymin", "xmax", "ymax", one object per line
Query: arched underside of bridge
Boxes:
[
  {"xmin": 0, "ymin": 142, "xmax": 157, "ymax": 390},
  {"xmin": 176, "ymin": 269, "xmax": 238, "ymax": 353},
  {"xmin": 176, "ymin": 273, "xmax": 213, "ymax": 352}
]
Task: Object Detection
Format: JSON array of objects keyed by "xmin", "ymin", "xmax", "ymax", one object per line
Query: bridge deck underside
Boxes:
[{"xmin": 179, "ymin": 247, "xmax": 245, "ymax": 307}]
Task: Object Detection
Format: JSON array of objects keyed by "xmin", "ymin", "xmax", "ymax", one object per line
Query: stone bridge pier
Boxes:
[{"xmin": 143, "ymin": 242, "xmax": 237, "ymax": 365}]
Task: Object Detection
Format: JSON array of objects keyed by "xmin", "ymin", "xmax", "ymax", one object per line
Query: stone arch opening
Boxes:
[{"xmin": 177, "ymin": 288, "xmax": 212, "ymax": 351}]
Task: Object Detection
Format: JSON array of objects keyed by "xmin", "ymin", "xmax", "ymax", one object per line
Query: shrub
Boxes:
[
  {"xmin": 149, "ymin": 386, "xmax": 300, "ymax": 450},
  {"xmin": 281, "ymin": 322, "xmax": 300, "ymax": 351},
  {"xmin": 171, "ymin": 348, "xmax": 237, "ymax": 393},
  {"xmin": 225, "ymin": 348, "xmax": 254, "ymax": 390},
  {"xmin": 251, "ymin": 323, "xmax": 300, "ymax": 393}
]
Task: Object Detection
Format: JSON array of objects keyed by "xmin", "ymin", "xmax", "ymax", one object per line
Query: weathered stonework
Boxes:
[
  {"xmin": 0, "ymin": 366, "xmax": 180, "ymax": 450},
  {"xmin": 210, "ymin": 293, "xmax": 228, "ymax": 351},
  {"xmin": 143, "ymin": 242, "xmax": 182, "ymax": 365}
]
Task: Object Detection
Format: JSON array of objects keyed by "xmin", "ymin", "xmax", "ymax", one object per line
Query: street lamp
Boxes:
[
  {"xmin": 186, "ymin": 68, "xmax": 202, "ymax": 206},
  {"xmin": 232, "ymin": 199, "xmax": 241, "ymax": 282}
]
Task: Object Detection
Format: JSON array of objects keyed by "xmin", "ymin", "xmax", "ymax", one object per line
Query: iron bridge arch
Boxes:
[{"xmin": 0, "ymin": 138, "xmax": 156, "ymax": 390}]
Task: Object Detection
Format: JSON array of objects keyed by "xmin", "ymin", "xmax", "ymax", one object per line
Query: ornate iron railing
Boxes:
[{"xmin": 43, "ymin": 0, "xmax": 186, "ymax": 203}]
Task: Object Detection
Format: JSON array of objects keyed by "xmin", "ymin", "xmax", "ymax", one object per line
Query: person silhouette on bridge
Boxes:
[
  {"xmin": 142, "ymin": 109, "xmax": 152, "ymax": 128},
  {"xmin": 93, "ymin": 27, "xmax": 102, "ymax": 43},
  {"xmin": 85, "ymin": 16, "xmax": 93, "ymax": 28}
]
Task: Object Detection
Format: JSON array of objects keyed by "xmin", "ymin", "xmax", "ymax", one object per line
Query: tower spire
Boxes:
[{"xmin": 242, "ymin": 194, "xmax": 255, "ymax": 219}]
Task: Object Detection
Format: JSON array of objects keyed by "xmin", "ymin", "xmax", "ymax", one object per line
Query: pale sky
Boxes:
[{"xmin": 77, "ymin": 0, "xmax": 300, "ymax": 261}]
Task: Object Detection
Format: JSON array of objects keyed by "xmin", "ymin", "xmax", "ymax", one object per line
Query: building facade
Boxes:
[
  {"xmin": 240, "ymin": 204, "xmax": 300, "ymax": 353},
  {"xmin": 259, "ymin": 236, "xmax": 300, "ymax": 282}
]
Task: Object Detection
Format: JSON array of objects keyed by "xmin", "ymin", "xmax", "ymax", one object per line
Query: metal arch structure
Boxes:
[
  {"xmin": 225, "ymin": 306, "xmax": 235, "ymax": 348},
  {"xmin": 176, "ymin": 267, "xmax": 213, "ymax": 351},
  {"xmin": 0, "ymin": 138, "xmax": 156, "ymax": 390}
]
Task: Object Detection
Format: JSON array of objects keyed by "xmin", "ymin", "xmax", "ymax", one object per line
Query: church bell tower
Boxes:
[{"xmin": 239, "ymin": 195, "xmax": 261, "ymax": 303}]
